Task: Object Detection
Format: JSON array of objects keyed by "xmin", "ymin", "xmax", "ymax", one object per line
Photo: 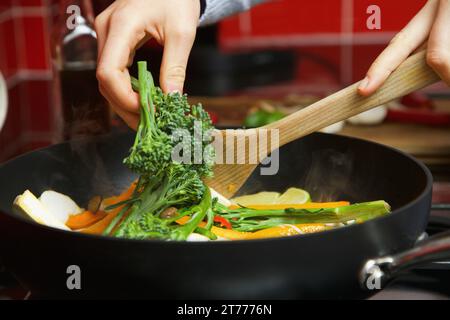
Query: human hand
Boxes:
[
  {"xmin": 358, "ymin": 0, "xmax": 449, "ymax": 96},
  {"xmin": 95, "ymin": 0, "xmax": 200, "ymax": 128}
]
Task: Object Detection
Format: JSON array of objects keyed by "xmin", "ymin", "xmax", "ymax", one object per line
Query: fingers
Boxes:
[
  {"xmin": 94, "ymin": 2, "xmax": 116, "ymax": 59},
  {"xmin": 427, "ymin": 0, "xmax": 450, "ymax": 85},
  {"xmin": 358, "ymin": 0, "xmax": 439, "ymax": 96},
  {"xmin": 113, "ymin": 107, "xmax": 140, "ymax": 130},
  {"xmin": 159, "ymin": 27, "xmax": 196, "ymax": 93},
  {"xmin": 94, "ymin": 0, "xmax": 200, "ymax": 130},
  {"xmin": 99, "ymin": 85, "xmax": 139, "ymax": 129},
  {"xmin": 96, "ymin": 11, "xmax": 146, "ymax": 114}
]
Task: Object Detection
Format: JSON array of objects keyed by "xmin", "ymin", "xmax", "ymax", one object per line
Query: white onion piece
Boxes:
[
  {"xmin": 39, "ymin": 190, "xmax": 82, "ymax": 224},
  {"xmin": 186, "ymin": 233, "xmax": 210, "ymax": 242},
  {"xmin": 14, "ymin": 190, "xmax": 70, "ymax": 230},
  {"xmin": 209, "ymin": 187, "xmax": 231, "ymax": 207}
]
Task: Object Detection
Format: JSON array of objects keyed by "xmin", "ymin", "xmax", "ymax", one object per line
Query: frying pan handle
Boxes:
[{"xmin": 359, "ymin": 230, "xmax": 450, "ymax": 290}]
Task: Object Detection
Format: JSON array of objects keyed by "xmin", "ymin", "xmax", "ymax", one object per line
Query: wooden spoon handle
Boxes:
[{"xmin": 264, "ymin": 50, "xmax": 440, "ymax": 148}]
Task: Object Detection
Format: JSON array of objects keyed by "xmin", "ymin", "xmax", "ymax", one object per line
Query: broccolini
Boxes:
[{"xmin": 105, "ymin": 61, "xmax": 215, "ymax": 240}]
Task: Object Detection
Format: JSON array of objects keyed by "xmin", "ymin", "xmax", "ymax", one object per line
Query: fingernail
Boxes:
[
  {"xmin": 358, "ymin": 77, "xmax": 369, "ymax": 91},
  {"xmin": 166, "ymin": 82, "xmax": 182, "ymax": 94}
]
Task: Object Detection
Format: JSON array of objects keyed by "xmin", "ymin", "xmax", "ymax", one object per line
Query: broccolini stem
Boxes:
[
  {"xmin": 170, "ymin": 187, "xmax": 211, "ymax": 241},
  {"xmin": 131, "ymin": 77, "xmax": 139, "ymax": 91},
  {"xmin": 223, "ymin": 201, "xmax": 391, "ymax": 232},
  {"xmin": 103, "ymin": 177, "xmax": 145, "ymax": 235}
]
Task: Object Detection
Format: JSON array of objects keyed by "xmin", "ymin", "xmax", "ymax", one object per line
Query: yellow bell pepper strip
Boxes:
[
  {"xmin": 227, "ymin": 201, "xmax": 350, "ymax": 210},
  {"xmin": 246, "ymin": 224, "xmax": 327, "ymax": 239},
  {"xmin": 210, "ymin": 226, "xmax": 251, "ymax": 240},
  {"xmin": 176, "ymin": 215, "xmax": 327, "ymax": 240}
]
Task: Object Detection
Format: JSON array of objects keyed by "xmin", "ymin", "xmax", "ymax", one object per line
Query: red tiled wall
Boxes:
[
  {"xmin": 0, "ymin": 0, "xmax": 436, "ymax": 161},
  {"xmin": 219, "ymin": 0, "xmax": 427, "ymax": 88},
  {"xmin": 0, "ymin": 0, "xmax": 52, "ymax": 161}
]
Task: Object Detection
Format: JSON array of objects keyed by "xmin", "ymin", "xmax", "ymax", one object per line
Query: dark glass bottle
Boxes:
[{"xmin": 51, "ymin": 0, "xmax": 110, "ymax": 140}]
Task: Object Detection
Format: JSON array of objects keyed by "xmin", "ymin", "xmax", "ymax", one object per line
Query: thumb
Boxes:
[{"xmin": 160, "ymin": 29, "xmax": 196, "ymax": 93}]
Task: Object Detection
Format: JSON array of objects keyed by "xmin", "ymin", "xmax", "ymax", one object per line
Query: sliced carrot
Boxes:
[
  {"xmin": 102, "ymin": 180, "xmax": 138, "ymax": 207},
  {"xmin": 66, "ymin": 210, "xmax": 107, "ymax": 230},
  {"xmin": 81, "ymin": 181, "xmax": 137, "ymax": 235},
  {"xmin": 81, "ymin": 211, "xmax": 122, "ymax": 235},
  {"xmin": 227, "ymin": 201, "xmax": 350, "ymax": 210}
]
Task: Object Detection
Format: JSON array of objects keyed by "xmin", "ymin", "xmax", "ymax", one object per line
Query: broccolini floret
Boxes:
[{"xmin": 105, "ymin": 61, "xmax": 215, "ymax": 240}]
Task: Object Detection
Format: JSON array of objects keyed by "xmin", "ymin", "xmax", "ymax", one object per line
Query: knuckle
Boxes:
[
  {"xmin": 166, "ymin": 65, "xmax": 186, "ymax": 81},
  {"xmin": 389, "ymin": 32, "xmax": 414, "ymax": 53},
  {"xmin": 171, "ymin": 26, "xmax": 196, "ymax": 41},
  {"xmin": 110, "ymin": 10, "xmax": 129, "ymax": 24},
  {"xmin": 96, "ymin": 66, "xmax": 111, "ymax": 83},
  {"xmin": 94, "ymin": 15, "xmax": 105, "ymax": 30},
  {"xmin": 370, "ymin": 61, "xmax": 392, "ymax": 77},
  {"xmin": 427, "ymin": 50, "xmax": 450, "ymax": 70}
]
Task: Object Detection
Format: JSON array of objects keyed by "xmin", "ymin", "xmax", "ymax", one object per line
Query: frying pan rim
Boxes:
[{"xmin": 0, "ymin": 132, "xmax": 432, "ymax": 246}]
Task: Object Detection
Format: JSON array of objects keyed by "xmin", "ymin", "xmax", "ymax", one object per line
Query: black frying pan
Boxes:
[{"xmin": 0, "ymin": 131, "xmax": 446, "ymax": 299}]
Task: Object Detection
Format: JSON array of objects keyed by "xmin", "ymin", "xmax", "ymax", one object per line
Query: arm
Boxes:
[{"xmin": 199, "ymin": 0, "xmax": 267, "ymax": 26}]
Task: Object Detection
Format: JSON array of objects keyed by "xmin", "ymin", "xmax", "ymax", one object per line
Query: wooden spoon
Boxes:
[{"xmin": 206, "ymin": 50, "xmax": 440, "ymax": 198}]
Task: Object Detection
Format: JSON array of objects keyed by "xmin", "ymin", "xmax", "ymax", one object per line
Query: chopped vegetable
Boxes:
[
  {"xmin": 216, "ymin": 200, "xmax": 390, "ymax": 232},
  {"xmin": 81, "ymin": 182, "xmax": 137, "ymax": 234},
  {"xmin": 232, "ymin": 192, "xmax": 281, "ymax": 205},
  {"xmin": 186, "ymin": 233, "xmax": 210, "ymax": 242},
  {"xmin": 87, "ymin": 195, "xmax": 103, "ymax": 213},
  {"xmin": 209, "ymin": 187, "xmax": 231, "ymax": 207},
  {"xmin": 213, "ymin": 215, "xmax": 232, "ymax": 229},
  {"xmin": 277, "ymin": 187, "xmax": 310, "ymax": 204},
  {"xmin": 14, "ymin": 61, "xmax": 393, "ymax": 241},
  {"xmin": 103, "ymin": 62, "xmax": 215, "ymax": 240},
  {"xmin": 14, "ymin": 190, "xmax": 70, "ymax": 231},
  {"xmin": 66, "ymin": 210, "xmax": 107, "ymax": 230},
  {"xmin": 39, "ymin": 190, "xmax": 82, "ymax": 224},
  {"xmin": 247, "ymin": 224, "xmax": 327, "ymax": 239},
  {"xmin": 231, "ymin": 188, "xmax": 311, "ymax": 206},
  {"xmin": 228, "ymin": 201, "xmax": 350, "ymax": 210}
]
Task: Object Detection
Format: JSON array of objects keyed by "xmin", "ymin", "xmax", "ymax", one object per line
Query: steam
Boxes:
[{"xmin": 303, "ymin": 149, "xmax": 354, "ymax": 202}]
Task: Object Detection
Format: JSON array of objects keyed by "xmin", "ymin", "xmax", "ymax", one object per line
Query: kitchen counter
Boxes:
[{"xmin": 340, "ymin": 122, "xmax": 450, "ymax": 166}]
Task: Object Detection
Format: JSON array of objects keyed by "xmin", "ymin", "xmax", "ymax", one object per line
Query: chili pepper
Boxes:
[{"xmin": 214, "ymin": 215, "xmax": 232, "ymax": 229}]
